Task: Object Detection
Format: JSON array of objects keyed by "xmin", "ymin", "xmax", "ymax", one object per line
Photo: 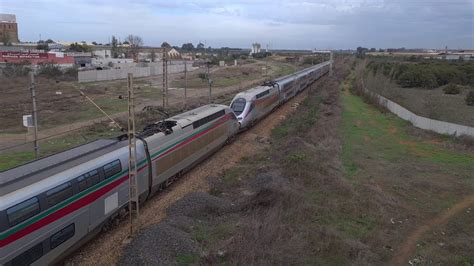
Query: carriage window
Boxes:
[
  {"xmin": 11, "ymin": 242, "xmax": 43, "ymax": 266},
  {"xmin": 104, "ymin": 160, "xmax": 122, "ymax": 179},
  {"xmin": 7, "ymin": 197, "xmax": 40, "ymax": 226},
  {"xmin": 193, "ymin": 110, "xmax": 225, "ymax": 129},
  {"xmin": 256, "ymin": 90, "xmax": 270, "ymax": 99},
  {"xmin": 77, "ymin": 169, "xmax": 99, "ymax": 192},
  {"xmin": 50, "ymin": 223, "xmax": 75, "ymax": 249},
  {"xmin": 47, "ymin": 182, "xmax": 73, "ymax": 207}
]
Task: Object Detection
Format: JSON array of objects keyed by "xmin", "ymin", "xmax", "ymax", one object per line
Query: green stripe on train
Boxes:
[{"xmin": 0, "ymin": 120, "xmax": 217, "ymax": 240}]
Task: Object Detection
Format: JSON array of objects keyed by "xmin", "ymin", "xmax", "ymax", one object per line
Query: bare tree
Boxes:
[
  {"xmin": 111, "ymin": 36, "xmax": 119, "ymax": 58},
  {"xmin": 125, "ymin": 34, "xmax": 143, "ymax": 61}
]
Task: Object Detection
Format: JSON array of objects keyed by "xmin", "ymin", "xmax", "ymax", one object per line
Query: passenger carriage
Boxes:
[{"xmin": 0, "ymin": 104, "xmax": 238, "ymax": 265}]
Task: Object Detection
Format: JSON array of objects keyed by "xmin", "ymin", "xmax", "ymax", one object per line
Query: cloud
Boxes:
[{"xmin": 2, "ymin": 0, "xmax": 472, "ymax": 49}]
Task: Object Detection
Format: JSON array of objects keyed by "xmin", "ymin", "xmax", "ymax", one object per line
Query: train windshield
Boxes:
[{"xmin": 231, "ymin": 98, "xmax": 246, "ymax": 116}]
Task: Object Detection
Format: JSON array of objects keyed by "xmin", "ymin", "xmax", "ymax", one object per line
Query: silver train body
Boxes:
[
  {"xmin": 0, "ymin": 104, "xmax": 238, "ymax": 265},
  {"xmin": 0, "ymin": 61, "xmax": 330, "ymax": 266},
  {"xmin": 230, "ymin": 61, "xmax": 330, "ymax": 128}
]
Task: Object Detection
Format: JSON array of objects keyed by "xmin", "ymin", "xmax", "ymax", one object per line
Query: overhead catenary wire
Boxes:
[{"xmin": 71, "ymin": 85, "xmax": 125, "ymax": 131}]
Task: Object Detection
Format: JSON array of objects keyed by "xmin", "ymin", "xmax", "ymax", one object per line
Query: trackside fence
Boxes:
[
  {"xmin": 362, "ymin": 82, "xmax": 474, "ymax": 137},
  {"xmin": 78, "ymin": 61, "xmax": 193, "ymax": 83}
]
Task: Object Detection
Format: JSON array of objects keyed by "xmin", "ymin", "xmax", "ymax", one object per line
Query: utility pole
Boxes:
[
  {"xmin": 29, "ymin": 72, "xmax": 39, "ymax": 159},
  {"xmin": 184, "ymin": 60, "xmax": 187, "ymax": 109},
  {"xmin": 127, "ymin": 73, "xmax": 139, "ymax": 235},
  {"xmin": 265, "ymin": 44, "xmax": 269, "ymax": 79},
  {"xmin": 294, "ymin": 52, "xmax": 298, "ymax": 72},
  {"xmin": 207, "ymin": 62, "xmax": 212, "ymax": 103},
  {"xmin": 166, "ymin": 60, "xmax": 169, "ymax": 108},
  {"xmin": 162, "ymin": 48, "xmax": 168, "ymax": 108},
  {"xmin": 329, "ymin": 51, "xmax": 334, "ymax": 77}
]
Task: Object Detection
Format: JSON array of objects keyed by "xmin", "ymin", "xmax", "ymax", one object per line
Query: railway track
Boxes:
[{"xmin": 65, "ymin": 77, "xmax": 322, "ymax": 265}]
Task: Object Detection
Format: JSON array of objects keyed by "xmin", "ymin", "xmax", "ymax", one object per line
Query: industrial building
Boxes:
[
  {"xmin": 0, "ymin": 14, "xmax": 19, "ymax": 44},
  {"xmin": 0, "ymin": 51, "xmax": 74, "ymax": 68}
]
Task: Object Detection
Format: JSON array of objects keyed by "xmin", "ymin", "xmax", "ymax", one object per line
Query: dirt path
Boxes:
[
  {"xmin": 65, "ymin": 82, "xmax": 312, "ymax": 266},
  {"xmin": 392, "ymin": 195, "xmax": 474, "ymax": 265}
]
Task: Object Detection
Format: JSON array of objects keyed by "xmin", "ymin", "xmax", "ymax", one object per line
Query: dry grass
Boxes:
[
  {"xmin": 195, "ymin": 58, "xmax": 376, "ymax": 265},
  {"xmin": 171, "ymin": 56, "xmax": 474, "ymax": 265}
]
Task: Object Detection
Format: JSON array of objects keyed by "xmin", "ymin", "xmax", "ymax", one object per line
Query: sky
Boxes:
[{"xmin": 1, "ymin": 0, "xmax": 473, "ymax": 50}]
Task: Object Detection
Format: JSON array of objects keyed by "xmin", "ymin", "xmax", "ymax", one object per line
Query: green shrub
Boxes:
[
  {"xmin": 2, "ymin": 61, "xmax": 32, "ymax": 77},
  {"xmin": 367, "ymin": 60, "xmax": 474, "ymax": 89},
  {"xmin": 397, "ymin": 67, "xmax": 438, "ymax": 88},
  {"xmin": 38, "ymin": 62, "xmax": 62, "ymax": 77},
  {"xmin": 466, "ymin": 91, "xmax": 474, "ymax": 106},
  {"xmin": 442, "ymin": 84, "xmax": 461, "ymax": 95},
  {"xmin": 197, "ymin": 72, "xmax": 207, "ymax": 81},
  {"xmin": 64, "ymin": 67, "xmax": 78, "ymax": 77}
]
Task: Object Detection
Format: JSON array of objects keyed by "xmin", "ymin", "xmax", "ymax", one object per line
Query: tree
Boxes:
[
  {"xmin": 68, "ymin": 42, "xmax": 91, "ymax": 52},
  {"xmin": 369, "ymin": 48, "xmax": 376, "ymax": 52},
  {"xmin": 123, "ymin": 41, "xmax": 130, "ymax": 45},
  {"xmin": 181, "ymin": 43, "xmax": 195, "ymax": 51},
  {"xmin": 45, "ymin": 39, "xmax": 54, "ymax": 44},
  {"xmin": 197, "ymin": 42, "xmax": 205, "ymax": 50},
  {"xmin": 36, "ymin": 43, "xmax": 50, "ymax": 51},
  {"xmin": 92, "ymin": 41, "xmax": 98, "ymax": 45},
  {"xmin": 161, "ymin": 42, "xmax": 171, "ymax": 48},
  {"xmin": 125, "ymin": 34, "xmax": 143, "ymax": 61},
  {"xmin": 356, "ymin": 46, "xmax": 369, "ymax": 55},
  {"xmin": 150, "ymin": 51, "xmax": 156, "ymax": 62},
  {"xmin": 465, "ymin": 91, "xmax": 474, "ymax": 106},
  {"xmin": 111, "ymin": 36, "xmax": 119, "ymax": 58}
]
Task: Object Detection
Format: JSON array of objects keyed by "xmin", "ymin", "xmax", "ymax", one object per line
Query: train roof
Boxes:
[
  {"xmin": 274, "ymin": 61, "xmax": 330, "ymax": 83},
  {"xmin": 169, "ymin": 104, "xmax": 229, "ymax": 127},
  {"xmin": 232, "ymin": 86, "xmax": 273, "ymax": 101},
  {"xmin": 0, "ymin": 138, "xmax": 127, "ymax": 196}
]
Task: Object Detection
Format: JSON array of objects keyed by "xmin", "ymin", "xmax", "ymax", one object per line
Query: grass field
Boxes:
[
  {"xmin": 341, "ymin": 87, "xmax": 474, "ymax": 208},
  {"xmin": 167, "ymin": 59, "xmax": 473, "ymax": 264},
  {"xmin": 170, "ymin": 65, "xmax": 263, "ymax": 89},
  {"xmin": 0, "ymin": 124, "xmax": 121, "ymax": 171},
  {"xmin": 340, "ymin": 77, "xmax": 473, "ymax": 264}
]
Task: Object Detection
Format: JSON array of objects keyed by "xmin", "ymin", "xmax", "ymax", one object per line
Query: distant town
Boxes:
[{"xmin": 1, "ymin": 13, "xmax": 472, "ymax": 73}]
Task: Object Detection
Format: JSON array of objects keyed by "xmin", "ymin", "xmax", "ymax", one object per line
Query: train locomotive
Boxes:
[
  {"xmin": 0, "ymin": 61, "xmax": 330, "ymax": 265},
  {"xmin": 230, "ymin": 61, "xmax": 330, "ymax": 129},
  {"xmin": 0, "ymin": 105, "xmax": 238, "ymax": 265}
]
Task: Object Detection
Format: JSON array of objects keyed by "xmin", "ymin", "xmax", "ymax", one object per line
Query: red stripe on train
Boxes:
[{"xmin": 1, "ymin": 114, "xmax": 232, "ymax": 247}]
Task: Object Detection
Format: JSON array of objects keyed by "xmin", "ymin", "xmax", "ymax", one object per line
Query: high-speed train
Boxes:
[
  {"xmin": 0, "ymin": 61, "xmax": 330, "ymax": 265},
  {"xmin": 230, "ymin": 61, "xmax": 330, "ymax": 128},
  {"xmin": 0, "ymin": 104, "xmax": 238, "ymax": 265}
]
